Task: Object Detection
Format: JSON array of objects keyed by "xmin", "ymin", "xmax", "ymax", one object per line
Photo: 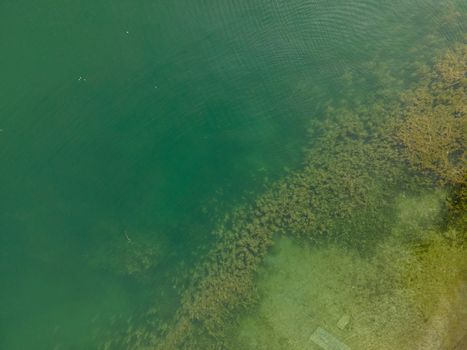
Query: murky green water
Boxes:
[{"xmin": 1, "ymin": 1, "xmax": 465, "ymax": 349}]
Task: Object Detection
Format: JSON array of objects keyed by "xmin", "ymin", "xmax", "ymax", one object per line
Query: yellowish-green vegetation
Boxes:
[
  {"xmin": 101, "ymin": 35, "xmax": 467, "ymax": 350},
  {"xmin": 393, "ymin": 190, "xmax": 446, "ymax": 238},
  {"xmin": 233, "ymin": 197, "xmax": 466, "ymax": 350},
  {"xmin": 397, "ymin": 42, "xmax": 466, "ymax": 185}
]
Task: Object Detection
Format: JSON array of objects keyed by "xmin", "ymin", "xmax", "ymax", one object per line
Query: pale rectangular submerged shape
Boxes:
[{"xmin": 309, "ymin": 327, "xmax": 351, "ymax": 350}]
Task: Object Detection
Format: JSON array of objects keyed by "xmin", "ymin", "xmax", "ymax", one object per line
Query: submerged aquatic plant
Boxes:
[
  {"xmin": 397, "ymin": 43, "xmax": 466, "ymax": 185},
  {"xmin": 101, "ymin": 35, "xmax": 467, "ymax": 350}
]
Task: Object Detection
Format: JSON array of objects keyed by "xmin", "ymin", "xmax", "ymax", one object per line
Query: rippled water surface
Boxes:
[{"xmin": 1, "ymin": 0, "xmax": 465, "ymax": 349}]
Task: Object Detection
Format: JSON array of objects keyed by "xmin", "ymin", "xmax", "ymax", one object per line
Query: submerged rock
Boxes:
[
  {"xmin": 309, "ymin": 327, "xmax": 350, "ymax": 350},
  {"xmin": 336, "ymin": 315, "xmax": 351, "ymax": 330}
]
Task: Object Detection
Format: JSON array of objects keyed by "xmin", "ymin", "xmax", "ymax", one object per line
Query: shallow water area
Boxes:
[{"xmin": 233, "ymin": 191, "xmax": 466, "ymax": 350}]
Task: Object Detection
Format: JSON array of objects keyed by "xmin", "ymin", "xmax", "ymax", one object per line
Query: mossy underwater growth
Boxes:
[
  {"xmin": 396, "ymin": 42, "xmax": 467, "ymax": 186},
  {"xmin": 233, "ymin": 199, "xmax": 466, "ymax": 350},
  {"xmin": 100, "ymin": 39, "xmax": 467, "ymax": 349}
]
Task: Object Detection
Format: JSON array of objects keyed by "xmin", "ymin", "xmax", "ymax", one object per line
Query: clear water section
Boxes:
[{"xmin": 0, "ymin": 1, "xmax": 465, "ymax": 349}]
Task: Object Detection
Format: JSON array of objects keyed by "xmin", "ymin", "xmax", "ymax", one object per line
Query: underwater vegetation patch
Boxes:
[
  {"xmin": 233, "ymin": 199, "xmax": 466, "ymax": 350},
  {"xmin": 100, "ymin": 30, "xmax": 467, "ymax": 350},
  {"xmin": 396, "ymin": 42, "xmax": 466, "ymax": 186}
]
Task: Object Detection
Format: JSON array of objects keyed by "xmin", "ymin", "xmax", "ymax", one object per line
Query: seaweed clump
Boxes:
[{"xmin": 396, "ymin": 43, "xmax": 466, "ymax": 186}]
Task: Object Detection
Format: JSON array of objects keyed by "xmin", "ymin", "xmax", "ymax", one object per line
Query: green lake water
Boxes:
[{"xmin": 0, "ymin": 1, "xmax": 465, "ymax": 349}]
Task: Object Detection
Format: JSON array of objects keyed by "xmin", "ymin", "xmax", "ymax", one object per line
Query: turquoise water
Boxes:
[{"xmin": 0, "ymin": 1, "xmax": 465, "ymax": 349}]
